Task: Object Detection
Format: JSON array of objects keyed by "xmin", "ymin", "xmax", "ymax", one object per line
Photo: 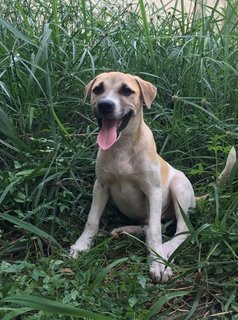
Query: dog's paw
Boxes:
[
  {"xmin": 150, "ymin": 260, "xmax": 173, "ymax": 283},
  {"xmin": 111, "ymin": 227, "xmax": 124, "ymax": 239},
  {"xmin": 69, "ymin": 241, "xmax": 91, "ymax": 258},
  {"xmin": 69, "ymin": 245, "xmax": 79, "ymax": 259},
  {"xmin": 111, "ymin": 225, "xmax": 146, "ymax": 239}
]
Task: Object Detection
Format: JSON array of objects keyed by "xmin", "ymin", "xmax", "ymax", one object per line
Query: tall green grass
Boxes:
[{"xmin": 0, "ymin": 0, "xmax": 238, "ymax": 319}]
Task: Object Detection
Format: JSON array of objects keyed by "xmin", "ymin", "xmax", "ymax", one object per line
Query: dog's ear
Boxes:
[
  {"xmin": 84, "ymin": 77, "xmax": 97, "ymax": 103},
  {"xmin": 134, "ymin": 76, "xmax": 157, "ymax": 109}
]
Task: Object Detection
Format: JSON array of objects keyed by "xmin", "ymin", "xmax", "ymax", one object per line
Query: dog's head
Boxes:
[{"xmin": 84, "ymin": 72, "xmax": 157, "ymax": 150}]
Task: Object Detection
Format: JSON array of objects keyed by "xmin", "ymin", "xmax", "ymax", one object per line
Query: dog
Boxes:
[{"xmin": 70, "ymin": 72, "xmax": 236, "ymax": 283}]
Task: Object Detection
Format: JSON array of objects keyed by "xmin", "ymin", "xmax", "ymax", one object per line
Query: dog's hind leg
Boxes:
[
  {"xmin": 111, "ymin": 225, "xmax": 148, "ymax": 239},
  {"xmin": 161, "ymin": 172, "xmax": 196, "ymax": 260}
]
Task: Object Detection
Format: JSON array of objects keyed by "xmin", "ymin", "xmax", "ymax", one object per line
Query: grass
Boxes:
[{"xmin": 0, "ymin": 0, "xmax": 238, "ymax": 318}]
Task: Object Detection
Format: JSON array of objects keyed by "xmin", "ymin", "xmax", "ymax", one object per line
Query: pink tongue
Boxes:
[{"xmin": 97, "ymin": 119, "xmax": 118, "ymax": 150}]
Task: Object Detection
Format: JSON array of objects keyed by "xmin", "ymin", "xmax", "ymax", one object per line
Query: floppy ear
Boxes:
[
  {"xmin": 134, "ymin": 76, "xmax": 157, "ymax": 109},
  {"xmin": 83, "ymin": 77, "xmax": 97, "ymax": 103}
]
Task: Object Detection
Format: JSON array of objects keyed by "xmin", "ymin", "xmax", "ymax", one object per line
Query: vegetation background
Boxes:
[{"xmin": 0, "ymin": 0, "xmax": 238, "ymax": 319}]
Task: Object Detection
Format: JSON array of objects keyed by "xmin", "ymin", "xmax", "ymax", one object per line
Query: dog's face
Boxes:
[{"xmin": 84, "ymin": 72, "xmax": 157, "ymax": 150}]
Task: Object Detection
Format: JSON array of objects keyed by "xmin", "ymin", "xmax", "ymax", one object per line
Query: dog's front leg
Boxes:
[
  {"xmin": 70, "ymin": 179, "xmax": 109, "ymax": 258},
  {"xmin": 146, "ymin": 188, "xmax": 173, "ymax": 283}
]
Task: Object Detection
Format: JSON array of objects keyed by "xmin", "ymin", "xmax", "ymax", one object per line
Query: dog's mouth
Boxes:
[{"xmin": 96, "ymin": 111, "xmax": 133, "ymax": 150}]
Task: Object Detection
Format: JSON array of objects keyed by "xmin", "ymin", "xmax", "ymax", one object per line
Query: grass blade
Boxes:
[
  {"xmin": 0, "ymin": 16, "xmax": 37, "ymax": 46},
  {"xmin": 138, "ymin": 0, "xmax": 157, "ymax": 72},
  {"xmin": 145, "ymin": 290, "xmax": 192, "ymax": 319},
  {"xmin": 0, "ymin": 108, "xmax": 30, "ymax": 152},
  {"xmin": 2, "ymin": 307, "xmax": 33, "ymax": 320},
  {"xmin": 51, "ymin": 0, "xmax": 60, "ymax": 46},
  {"xmin": 0, "ymin": 212, "xmax": 61, "ymax": 248},
  {"xmin": 1, "ymin": 295, "xmax": 113, "ymax": 320},
  {"xmin": 89, "ymin": 257, "xmax": 128, "ymax": 294}
]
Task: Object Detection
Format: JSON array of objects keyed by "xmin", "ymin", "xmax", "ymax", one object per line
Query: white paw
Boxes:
[
  {"xmin": 150, "ymin": 260, "xmax": 173, "ymax": 283},
  {"xmin": 69, "ymin": 241, "xmax": 91, "ymax": 258},
  {"xmin": 149, "ymin": 244, "xmax": 173, "ymax": 283}
]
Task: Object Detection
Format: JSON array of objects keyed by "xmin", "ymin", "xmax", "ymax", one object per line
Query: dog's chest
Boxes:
[
  {"xmin": 96, "ymin": 151, "xmax": 137, "ymax": 181},
  {"xmin": 97, "ymin": 163, "xmax": 134, "ymax": 183},
  {"xmin": 96, "ymin": 152, "xmax": 149, "ymax": 219},
  {"xmin": 109, "ymin": 180, "xmax": 148, "ymax": 220}
]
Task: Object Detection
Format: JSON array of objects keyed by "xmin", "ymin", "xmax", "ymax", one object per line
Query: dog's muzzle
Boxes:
[
  {"xmin": 93, "ymin": 99, "xmax": 133, "ymax": 150},
  {"xmin": 97, "ymin": 99, "xmax": 115, "ymax": 116}
]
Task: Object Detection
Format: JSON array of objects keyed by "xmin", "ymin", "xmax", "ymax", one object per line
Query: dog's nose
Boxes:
[{"xmin": 97, "ymin": 100, "xmax": 115, "ymax": 115}]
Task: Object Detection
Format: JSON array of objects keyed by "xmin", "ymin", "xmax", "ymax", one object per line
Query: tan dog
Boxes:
[
  {"xmin": 70, "ymin": 72, "xmax": 237, "ymax": 282},
  {"xmin": 70, "ymin": 72, "xmax": 197, "ymax": 282}
]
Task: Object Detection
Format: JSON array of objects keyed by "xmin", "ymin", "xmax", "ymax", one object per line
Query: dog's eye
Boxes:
[
  {"xmin": 120, "ymin": 85, "xmax": 135, "ymax": 97},
  {"xmin": 93, "ymin": 82, "xmax": 104, "ymax": 95}
]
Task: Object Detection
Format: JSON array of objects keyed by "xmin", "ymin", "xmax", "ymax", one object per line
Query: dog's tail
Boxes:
[
  {"xmin": 196, "ymin": 146, "xmax": 237, "ymax": 201},
  {"xmin": 217, "ymin": 146, "xmax": 237, "ymax": 185}
]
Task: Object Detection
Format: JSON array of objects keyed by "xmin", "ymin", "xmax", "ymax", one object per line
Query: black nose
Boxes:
[{"xmin": 97, "ymin": 99, "xmax": 115, "ymax": 115}]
